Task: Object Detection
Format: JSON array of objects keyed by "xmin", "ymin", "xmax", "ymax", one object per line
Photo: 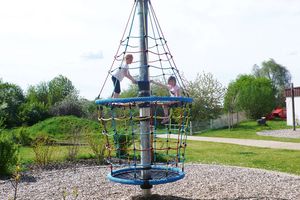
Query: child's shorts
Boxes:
[{"xmin": 112, "ymin": 76, "xmax": 121, "ymax": 94}]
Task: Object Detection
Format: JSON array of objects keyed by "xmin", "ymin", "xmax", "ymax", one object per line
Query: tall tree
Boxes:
[
  {"xmin": 48, "ymin": 75, "xmax": 77, "ymax": 105},
  {"xmin": 0, "ymin": 81, "xmax": 25, "ymax": 127},
  {"xmin": 252, "ymin": 59, "xmax": 291, "ymax": 106},
  {"xmin": 186, "ymin": 72, "xmax": 225, "ymax": 121},
  {"xmin": 36, "ymin": 81, "xmax": 50, "ymax": 105},
  {"xmin": 223, "ymin": 81, "xmax": 239, "ymax": 114},
  {"xmin": 21, "ymin": 82, "xmax": 51, "ymax": 125},
  {"xmin": 224, "ymin": 75, "xmax": 276, "ymax": 119}
]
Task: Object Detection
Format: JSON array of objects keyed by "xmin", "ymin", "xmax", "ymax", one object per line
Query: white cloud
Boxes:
[{"xmin": 81, "ymin": 51, "xmax": 103, "ymax": 60}]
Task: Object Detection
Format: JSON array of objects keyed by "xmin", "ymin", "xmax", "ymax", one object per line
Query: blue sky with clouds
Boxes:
[{"xmin": 1, "ymin": 0, "xmax": 300, "ymax": 99}]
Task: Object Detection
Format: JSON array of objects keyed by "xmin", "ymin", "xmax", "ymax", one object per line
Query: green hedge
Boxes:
[{"xmin": 0, "ymin": 134, "xmax": 18, "ymax": 175}]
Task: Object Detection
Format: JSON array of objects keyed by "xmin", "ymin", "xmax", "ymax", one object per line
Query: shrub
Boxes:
[
  {"xmin": 86, "ymin": 132, "xmax": 106, "ymax": 164},
  {"xmin": 0, "ymin": 135, "xmax": 18, "ymax": 175},
  {"xmin": 113, "ymin": 133, "xmax": 133, "ymax": 158},
  {"xmin": 67, "ymin": 126, "xmax": 81, "ymax": 161},
  {"xmin": 20, "ymin": 101, "xmax": 49, "ymax": 126},
  {"xmin": 15, "ymin": 128, "xmax": 33, "ymax": 146},
  {"xmin": 0, "ymin": 117, "xmax": 5, "ymax": 132},
  {"xmin": 49, "ymin": 95, "xmax": 84, "ymax": 117},
  {"xmin": 32, "ymin": 134, "xmax": 54, "ymax": 167}
]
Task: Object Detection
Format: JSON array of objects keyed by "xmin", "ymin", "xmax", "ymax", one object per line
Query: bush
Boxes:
[
  {"xmin": 0, "ymin": 135, "xmax": 18, "ymax": 175},
  {"xmin": 81, "ymin": 99, "xmax": 98, "ymax": 120},
  {"xmin": 0, "ymin": 117, "xmax": 5, "ymax": 132},
  {"xmin": 49, "ymin": 95, "xmax": 84, "ymax": 117},
  {"xmin": 14, "ymin": 128, "xmax": 33, "ymax": 146},
  {"xmin": 86, "ymin": 132, "xmax": 106, "ymax": 164},
  {"xmin": 32, "ymin": 134, "xmax": 54, "ymax": 167},
  {"xmin": 113, "ymin": 133, "xmax": 133, "ymax": 158},
  {"xmin": 67, "ymin": 126, "xmax": 81, "ymax": 161},
  {"xmin": 20, "ymin": 101, "xmax": 49, "ymax": 126}
]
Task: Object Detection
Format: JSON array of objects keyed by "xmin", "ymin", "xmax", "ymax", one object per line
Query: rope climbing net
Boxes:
[
  {"xmin": 97, "ymin": 0, "xmax": 188, "ymax": 99},
  {"xmin": 96, "ymin": 96, "xmax": 192, "ymax": 185},
  {"xmin": 95, "ymin": 0, "xmax": 193, "ymax": 190}
]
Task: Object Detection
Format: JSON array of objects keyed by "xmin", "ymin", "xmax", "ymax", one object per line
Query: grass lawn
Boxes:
[
  {"xmin": 12, "ymin": 116, "xmax": 300, "ymax": 176},
  {"xmin": 19, "ymin": 146, "xmax": 95, "ymax": 165},
  {"xmin": 18, "ymin": 140, "xmax": 300, "ymax": 176},
  {"xmin": 194, "ymin": 120, "xmax": 300, "ymax": 143},
  {"xmin": 186, "ymin": 140, "xmax": 300, "ymax": 175}
]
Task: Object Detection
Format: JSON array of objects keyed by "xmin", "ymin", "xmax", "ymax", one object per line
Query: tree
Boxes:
[
  {"xmin": 49, "ymin": 94, "xmax": 84, "ymax": 117},
  {"xmin": 119, "ymin": 84, "xmax": 138, "ymax": 98},
  {"xmin": 35, "ymin": 82, "xmax": 50, "ymax": 105},
  {"xmin": 0, "ymin": 81, "xmax": 25, "ymax": 127},
  {"xmin": 25, "ymin": 82, "xmax": 50, "ymax": 106},
  {"xmin": 21, "ymin": 82, "xmax": 50, "ymax": 125},
  {"xmin": 48, "ymin": 75, "xmax": 77, "ymax": 105},
  {"xmin": 80, "ymin": 98, "xmax": 98, "ymax": 120},
  {"xmin": 224, "ymin": 75, "xmax": 276, "ymax": 119},
  {"xmin": 252, "ymin": 59, "xmax": 291, "ymax": 106},
  {"xmin": 186, "ymin": 72, "xmax": 225, "ymax": 121},
  {"xmin": 151, "ymin": 81, "xmax": 169, "ymax": 96},
  {"xmin": 21, "ymin": 76, "xmax": 79, "ymax": 125},
  {"xmin": 223, "ymin": 81, "xmax": 239, "ymax": 114},
  {"xmin": 20, "ymin": 101, "xmax": 49, "ymax": 126},
  {"xmin": 119, "ymin": 81, "xmax": 169, "ymax": 98}
]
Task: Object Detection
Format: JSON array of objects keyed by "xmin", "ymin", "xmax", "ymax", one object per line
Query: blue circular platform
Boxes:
[
  {"xmin": 107, "ymin": 165, "xmax": 185, "ymax": 185},
  {"xmin": 95, "ymin": 96, "xmax": 193, "ymax": 105}
]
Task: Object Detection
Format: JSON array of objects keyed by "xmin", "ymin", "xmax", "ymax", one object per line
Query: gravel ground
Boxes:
[
  {"xmin": 257, "ymin": 129, "xmax": 300, "ymax": 138},
  {"xmin": 1, "ymin": 164, "xmax": 300, "ymax": 200}
]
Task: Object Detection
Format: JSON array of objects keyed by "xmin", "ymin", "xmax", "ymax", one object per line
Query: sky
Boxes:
[{"xmin": 1, "ymin": 0, "xmax": 300, "ymax": 100}]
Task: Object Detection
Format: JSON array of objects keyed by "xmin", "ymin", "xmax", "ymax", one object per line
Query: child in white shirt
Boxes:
[{"xmin": 112, "ymin": 54, "xmax": 136, "ymax": 98}]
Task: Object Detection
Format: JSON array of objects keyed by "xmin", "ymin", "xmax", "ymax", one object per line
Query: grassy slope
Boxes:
[
  {"xmin": 194, "ymin": 120, "xmax": 300, "ymax": 143},
  {"xmin": 6, "ymin": 116, "xmax": 101, "ymax": 141}
]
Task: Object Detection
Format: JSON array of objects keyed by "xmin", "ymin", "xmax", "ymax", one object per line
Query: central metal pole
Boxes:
[{"xmin": 137, "ymin": 0, "xmax": 151, "ymax": 196}]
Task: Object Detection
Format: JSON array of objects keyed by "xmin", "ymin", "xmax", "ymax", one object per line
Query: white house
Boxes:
[{"xmin": 285, "ymin": 87, "xmax": 300, "ymax": 126}]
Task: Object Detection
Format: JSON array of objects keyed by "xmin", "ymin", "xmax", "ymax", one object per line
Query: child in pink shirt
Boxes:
[{"xmin": 150, "ymin": 76, "xmax": 180, "ymax": 124}]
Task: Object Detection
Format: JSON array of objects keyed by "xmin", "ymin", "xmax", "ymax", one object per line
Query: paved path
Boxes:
[{"xmin": 158, "ymin": 135, "xmax": 300, "ymax": 150}]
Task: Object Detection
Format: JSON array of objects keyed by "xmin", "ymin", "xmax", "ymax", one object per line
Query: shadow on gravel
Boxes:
[
  {"xmin": 131, "ymin": 195, "xmax": 289, "ymax": 200},
  {"xmin": 131, "ymin": 194, "xmax": 194, "ymax": 200},
  {"xmin": 20, "ymin": 174, "xmax": 37, "ymax": 183},
  {"xmin": 0, "ymin": 174, "xmax": 37, "ymax": 183},
  {"xmin": 219, "ymin": 197, "xmax": 289, "ymax": 200}
]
